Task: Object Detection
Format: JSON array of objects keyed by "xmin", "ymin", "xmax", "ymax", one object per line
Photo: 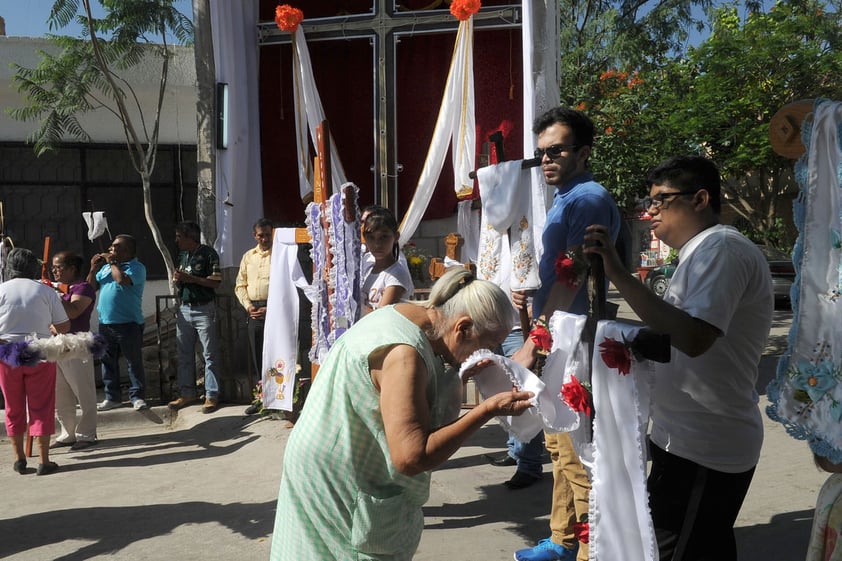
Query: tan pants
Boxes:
[{"xmin": 546, "ymin": 431, "xmax": 591, "ymax": 561}]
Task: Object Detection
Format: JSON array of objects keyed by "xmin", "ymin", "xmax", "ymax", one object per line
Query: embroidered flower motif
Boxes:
[
  {"xmin": 450, "ymin": 0, "xmax": 481, "ymax": 20},
  {"xmin": 791, "ymin": 359, "xmax": 838, "ymax": 402},
  {"xmin": 561, "ymin": 375, "xmax": 593, "ymax": 418},
  {"xmin": 275, "ymin": 4, "xmax": 304, "ymax": 32},
  {"xmin": 599, "ymin": 337, "xmax": 632, "ymax": 375},
  {"xmin": 573, "ymin": 514, "xmax": 590, "ymax": 544},
  {"xmin": 529, "ymin": 321, "xmax": 552, "ymax": 353}
]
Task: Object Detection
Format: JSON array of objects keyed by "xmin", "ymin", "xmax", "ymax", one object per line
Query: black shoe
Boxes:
[
  {"xmin": 503, "ymin": 471, "xmax": 541, "ymax": 490},
  {"xmin": 70, "ymin": 440, "xmax": 96, "ymax": 451},
  {"xmin": 13, "ymin": 459, "xmax": 27, "ymax": 474},
  {"xmin": 244, "ymin": 403, "xmax": 260, "ymax": 415},
  {"xmin": 483, "ymin": 452, "xmax": 517, "ymax": 467},
  {"xmin": 49, "ymin": 440, "xmax": 74, "ymax": 450},
  {"xmin": 36, "ymin": 461, "xmax": 59, "ymax": 476}
]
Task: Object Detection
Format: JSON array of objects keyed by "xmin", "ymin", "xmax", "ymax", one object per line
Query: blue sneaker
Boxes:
[{"xmin": 514, "ymin": 538, "xmax": 577, "ymax": 561}]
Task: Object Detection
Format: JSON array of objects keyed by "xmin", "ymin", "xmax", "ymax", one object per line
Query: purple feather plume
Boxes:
[{"xmin": 88, "ymin": 334, "xmax": 108, "ymax": 360}]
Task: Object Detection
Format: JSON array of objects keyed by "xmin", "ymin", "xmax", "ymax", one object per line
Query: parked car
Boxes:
[{"xmin": 644, "ymin": 245, "xmax": 795, "ymax": 306}]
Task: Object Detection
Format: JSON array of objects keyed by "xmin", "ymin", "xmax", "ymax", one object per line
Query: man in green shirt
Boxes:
[{"xmin": 168, "ymin": 221, "xmax": 223, "ymax": 413}]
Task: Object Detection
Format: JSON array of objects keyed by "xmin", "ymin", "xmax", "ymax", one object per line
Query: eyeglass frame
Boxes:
[
  {"xmin": 642, "ymin": 189, "xmax": 701, "ymax": 211},
  {"xmin": 534, "ymin": 143, "xmax": 581, "ymax": 160}
]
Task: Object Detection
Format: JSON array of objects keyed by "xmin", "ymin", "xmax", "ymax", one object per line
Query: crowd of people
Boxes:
[{"xmin": 0, "ymin": 105, "xmax": 793, "ymax": 561}]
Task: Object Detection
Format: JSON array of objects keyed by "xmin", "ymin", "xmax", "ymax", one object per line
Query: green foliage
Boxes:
[{"xmin": 8, "ymin": 0, "xmax": 193, "ymax": 156}]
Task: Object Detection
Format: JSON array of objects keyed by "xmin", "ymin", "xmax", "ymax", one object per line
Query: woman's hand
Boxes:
[
  {"xmin": 483, "ymin": 389, "xmax": 535, "ymax": 417},
  {"xmin": 460, "ymin": 358, "xmax": 494, "ymax": 381}
]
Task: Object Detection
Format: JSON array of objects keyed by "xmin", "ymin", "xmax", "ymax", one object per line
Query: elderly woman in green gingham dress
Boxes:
[{"xmin": 270, "ymin": 268, "xmax": 534, "ymax": 560}]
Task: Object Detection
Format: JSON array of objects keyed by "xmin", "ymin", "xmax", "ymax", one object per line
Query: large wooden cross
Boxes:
[{"xmin": 258, "ymin": 1, "xmax": 522, "ymax": 212}]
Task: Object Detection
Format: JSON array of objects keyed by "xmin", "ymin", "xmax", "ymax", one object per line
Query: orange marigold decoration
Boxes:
[
  {"xmin": 450, "ymin": 0, "xmax": 481, "ymax": 20},
  {"xmin": 599, "ymin": 337, "xmax": 632, "ymax": 375},
  {"xmin": 275, "ymin": 4, "xmax": 304, "ymax": 32}
]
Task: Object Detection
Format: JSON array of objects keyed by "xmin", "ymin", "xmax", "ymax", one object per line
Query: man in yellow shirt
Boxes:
[{"xmin": 235, "ymin": 218, "xmax": 273, "ymax": 412}]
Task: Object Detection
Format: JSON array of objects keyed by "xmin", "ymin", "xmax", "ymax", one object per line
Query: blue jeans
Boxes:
[
  {"xmin": 499, "ymin": 329, "xmax": 545, "ymax": 477},
  {"xmin": 99, "ymin": 322, "xmax": 146, "ymax": 403},
  {"xmin": 176, "ymin": 302, "xmax": 220, "ymax": 399}
]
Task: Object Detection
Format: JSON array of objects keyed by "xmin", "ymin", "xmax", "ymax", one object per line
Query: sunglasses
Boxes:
[{"xmin": 534, "ymin": 143, "xmax": 580, "ymax": 160}]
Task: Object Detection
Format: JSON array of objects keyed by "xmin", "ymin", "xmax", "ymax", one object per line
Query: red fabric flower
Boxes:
[
  {"xmin": 599, "ymin": 337, "xmax": 631, "ymax": 375},
  {"xmin": 275, "ymin": 4, "xmax": 304, "ymax": 32},
  {"xmin": 450, "ymin": 0, "xmax": 481, "ymax": 20},
  {"xmin": 561, "ymin": 375, "xmax": 593, "ymax": 418},
  {"xmin": 529, "ymin": 324, "xmax": 552, "ymax": 352},
  {"xmin": 554, "ymin": 254, "xmax": 579, "ymax": 288},
  {"xmin": 573, "ymin": 520, "xmax": 590, "ymax": 544}
]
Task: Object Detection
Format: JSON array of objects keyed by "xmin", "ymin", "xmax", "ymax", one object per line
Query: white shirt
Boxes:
[
  {"xmin": 360, "ymin": 254, "xmax": 414, "ymax": 312},
  {"xmin": 0, "ymin": 278, "xmax": 70, "ymax": 342},
  {"xmin": 650, "ymin": 224, "xmax": 773, "ymax": 473}
]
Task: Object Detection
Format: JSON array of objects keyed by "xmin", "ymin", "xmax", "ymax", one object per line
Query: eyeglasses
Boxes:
[
  {"xmin": 50, "ymin": 265, "xmax": 65, "ymax": 271},
  {"xmin": 642, "ymin": 190, "xmax": 699, "ymax": 211},
  {"xmin": 534, "ymin": 144, "xmax": 579, "ymax": 160}
]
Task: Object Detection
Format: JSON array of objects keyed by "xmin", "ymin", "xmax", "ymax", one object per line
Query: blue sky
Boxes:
[{"xmin": 1, "ymin": 0, "xmax": 193, "ymax": 38}]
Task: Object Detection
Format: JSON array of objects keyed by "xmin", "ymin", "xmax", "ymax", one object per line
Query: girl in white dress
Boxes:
[{"xmin": 360, "ymin": 206, "xmax": 413, "ymax": 315}]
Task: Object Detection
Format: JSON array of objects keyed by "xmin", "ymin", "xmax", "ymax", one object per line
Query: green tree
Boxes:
[
  {"xmin": 8, "ymin": 0, "xmax": 193, "ymax": 283},
  {"xmin": 665, "ymin": 0, "xmax": 842, "ymax": 245}
]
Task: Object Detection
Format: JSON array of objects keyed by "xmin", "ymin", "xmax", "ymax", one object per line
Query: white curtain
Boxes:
[
  {"xmin": 398, "ymin": 18, "xmax": 476, "ymax": 246},
  {"xmin": 209, "ymin": 0, "xmax": 264, "ymax": 267}
]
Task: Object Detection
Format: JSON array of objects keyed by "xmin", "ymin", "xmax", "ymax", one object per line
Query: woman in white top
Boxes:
[{"xmin": 360, "ymin": 206, "xmax": 413, "ymax": 315}]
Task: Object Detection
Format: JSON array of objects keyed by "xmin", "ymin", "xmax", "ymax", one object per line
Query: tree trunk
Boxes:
[
  {"xmin": 141, "ymin": 171, "xmax": 177, "ymax": 292},
  {"xmin": 193, "ymin": 0, "xmax": 217, "ymax": 245}
]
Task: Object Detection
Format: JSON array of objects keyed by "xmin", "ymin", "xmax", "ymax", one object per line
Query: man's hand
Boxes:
[
  {"xmin": 583, "ymin": 224, "xmax": 626, "ymax": 281},
  {"xmin": 173, "ymin": 270, "xmax": 193, "ymax": 284},
  {"xmin": 511, "ymin": 289, "xmax": 534, "ymax": 311},
  {"xmin": 248, "ymin": 305, "xmax": 267, "ymax": 320}
]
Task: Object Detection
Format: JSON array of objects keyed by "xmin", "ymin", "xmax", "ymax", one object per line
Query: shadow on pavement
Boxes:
[
  {"xmin": 0, "ymin": 500, "xmax": 276, "ymax": 561},
  {"xmin": 736, "ymin": 508, "xmax": 814, "ymax": 561}
]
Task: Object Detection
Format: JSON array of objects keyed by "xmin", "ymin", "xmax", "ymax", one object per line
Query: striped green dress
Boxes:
[{"xmin": 270, "ymin": 306, "xmax": 459, "ymax": 561}]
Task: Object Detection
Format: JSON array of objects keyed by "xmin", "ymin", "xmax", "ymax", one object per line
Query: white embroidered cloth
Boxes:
[
  {"xmin": 458, "ymin": 349, "xmax": 578, "ymax": 442},
  {"xmin": 589, "ymin": 321, "xmax": 657, "ymax": 561},
  {"xmin": 262, "ymin": 229, "xmax": 310, "ymax": 412},
  {"xmin": 767, "ymin": 99, "xmax": 842, "ymax": 462}
]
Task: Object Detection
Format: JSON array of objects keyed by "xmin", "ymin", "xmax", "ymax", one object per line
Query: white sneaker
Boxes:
[
  {"xmin": 97, "ymin": 399, "xmax": 122, "ymax": 411},
  {"xmin": 132, "ymin": 399, "xmax": 148, "ymax": 411}
]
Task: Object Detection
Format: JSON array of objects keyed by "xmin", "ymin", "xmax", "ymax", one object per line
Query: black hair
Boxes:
[
  {"xmin": 532, "ymin": 106, "xmax": 595, "ymax": 148},
  {"xmin": 362, "ymin": 206, "xmax": 400, "ymax": 261},
  {"xmin": 253, "ymin": 218, "xmax": 274, "ymax": 232},
  {"xmin": 175, "ymin": 221, "xmax": 202, "ymax": 242},
  {"xmin": 646, "ymin": 155, "xmax": 722, "ymax": 215}
]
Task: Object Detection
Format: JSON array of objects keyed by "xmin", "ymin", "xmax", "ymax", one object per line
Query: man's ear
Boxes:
[
  {"xmin": 577, "ymin": 144, "xmax": 591, "ymax": 166},
  {"xmin": 693, "ymin": 189, "xmax": 710, "ymax": 210}
]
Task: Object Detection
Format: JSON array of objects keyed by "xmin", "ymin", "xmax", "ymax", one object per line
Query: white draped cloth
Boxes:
[
  {"xmin": 210, "ymin": 0, "xmax": 265, "ymax": 267},
  {"xmin": 262, "ymin": 229, "xmax": 309, "ymax": 412},
  {"xmin": 82, "ymin": 211, "xmax": 110, "ymax": 242},
  {"xmin": 398, "ymin": 17, "xmax": 476, "ymax": 246},
  {"xmin": 767, "ymin": 99, "xmax": 842, "ymax": 461},
  {"xmin": 466, "ymin": 311, "xmax": 657, "ymax": 561},
  {"xmin": 289, "ymin": 27, "xmax": 349, "ymax": 199}
]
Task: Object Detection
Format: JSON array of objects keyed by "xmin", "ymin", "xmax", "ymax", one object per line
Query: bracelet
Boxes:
[{"xmin": 108, "ymin": 259, "xmax": 119, "ymax": 265}]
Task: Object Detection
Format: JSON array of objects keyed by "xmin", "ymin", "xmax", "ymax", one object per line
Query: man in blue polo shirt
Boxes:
[
  {"xmin": 168, "ymin": 221, "xmax": 223, "ymax": 414},
  {"xmin": 87, "ymin": 234, "xmax": 148, "ymax": 412},
  {"xmin": 511, "ymin": 107, "xmax": 621, "ymax": 561}
]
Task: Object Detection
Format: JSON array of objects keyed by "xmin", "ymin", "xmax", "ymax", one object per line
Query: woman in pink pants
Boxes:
[{"xmin": 0, "ymin": 248, "xmax": 70, "ymax": 475}]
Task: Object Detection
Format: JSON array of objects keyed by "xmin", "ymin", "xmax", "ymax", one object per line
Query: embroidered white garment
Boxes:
[
  {"xmin": 326, "ymin": 187, "xmax": 361, "ymax": 344},
  {"xmin": 459, "ymin": 349, "xmax": 578, "ymax": 442},
  {"xmin": 589, "ymin": 321, "xmax": 657, "ymax": 561},
  {"xmin": 475, "ymin": 161, "xmax": 542, "ymax": 291},
  {"xmin": 767, "ymin": 99, "xmax": 842, "ymax": 462},
  {"xmin": 262, "ymin": 228, "xmax": 310, "ymax": 412}
]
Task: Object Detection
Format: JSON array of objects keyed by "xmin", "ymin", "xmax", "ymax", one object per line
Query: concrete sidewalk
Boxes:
[{"xmin": 0, "ymin": 299, "xmax": 826, "ymax": 560}]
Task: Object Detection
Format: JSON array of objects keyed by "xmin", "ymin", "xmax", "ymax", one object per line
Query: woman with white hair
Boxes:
[
  {"xmin": 270, "ymin": 267, "xmax": 535, "ymax": 560},
  {"xmin": 0, "ymin": 247, "xmax": 70, "ymax": 475}
]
